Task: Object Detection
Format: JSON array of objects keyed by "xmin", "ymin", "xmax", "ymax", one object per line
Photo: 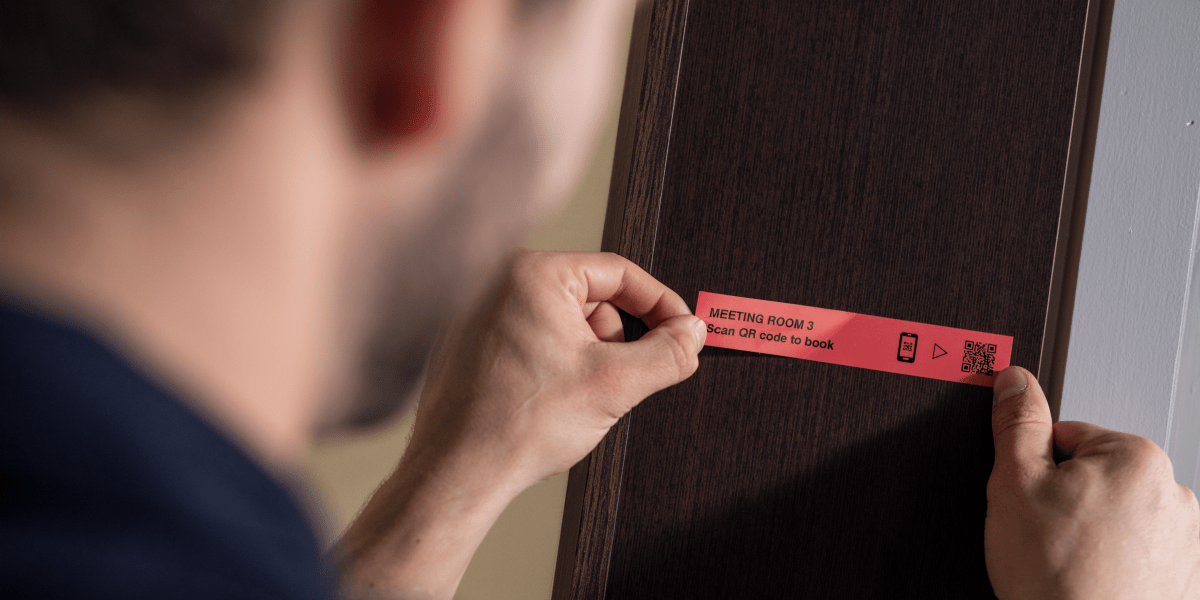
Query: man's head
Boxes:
[
  {"xmin": 0, "ymin": 0, "xmax": 635, "ymax": 457},
  {"xmin": 0, "ymin": 1, "xmax": 274, "ymax": 112}
]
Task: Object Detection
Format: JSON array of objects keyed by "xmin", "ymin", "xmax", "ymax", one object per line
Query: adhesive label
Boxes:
[{"xmin": 696, "ymin": 291, "xmax": 1013, "ymax": 387}]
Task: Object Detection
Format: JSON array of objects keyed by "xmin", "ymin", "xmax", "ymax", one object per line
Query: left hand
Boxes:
[
  {"xmin": 338, "ymin": 250, "xmax": 706, "ymax": 599},
  {"xmin": 410, "ymin": 249, "xmax": 707, "ymax": 490}
]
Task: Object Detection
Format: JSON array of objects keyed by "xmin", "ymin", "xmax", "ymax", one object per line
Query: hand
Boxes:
[
  {"xmin": 985, "ymin": 366, "xmax": 1200, "ymax": 599},
  {"xmin": 406, "ymin": 249, "xmax": 706, "ymax": 490},
  {"xmin": 337, "ymin": 250, "xmax": 705, "ymax": 599}
]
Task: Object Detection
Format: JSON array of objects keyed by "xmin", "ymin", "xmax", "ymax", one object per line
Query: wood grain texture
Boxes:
[
  {"xmin": 552, "ymin": 2, "xmax": 692, "ymax": 599},
  {"xmin": 558, "ymin": 0, "xmax": 1095, "ymax": 598},
  {"xmin": 1039, "ymin": 0, "xmax": 1102, "ymax": 416}
]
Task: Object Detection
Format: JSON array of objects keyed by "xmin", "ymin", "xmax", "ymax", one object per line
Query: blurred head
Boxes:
[{"xmin": 0, "ymin": 0, "xmax": 635, "ymax": 435}]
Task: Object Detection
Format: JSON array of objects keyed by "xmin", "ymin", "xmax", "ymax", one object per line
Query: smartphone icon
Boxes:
[{"xmin": 897, "ymin": 332, "xmax": 918, "ymax": 363}]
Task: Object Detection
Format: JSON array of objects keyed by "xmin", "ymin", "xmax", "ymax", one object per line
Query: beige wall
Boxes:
[{"xmin": 305, "ymin": 16, "xmax": 631, "ymax": 600}]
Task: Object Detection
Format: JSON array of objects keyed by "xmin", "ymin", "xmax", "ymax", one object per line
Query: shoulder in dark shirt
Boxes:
[{"xmin": 0, "ymin": 303, "xmax": 333, "ymax": 600}]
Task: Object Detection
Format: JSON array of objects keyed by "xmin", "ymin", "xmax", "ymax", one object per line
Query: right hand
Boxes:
[{"xmin": 984, "ymin": 366, "xmax": 1200, "ymax": 599}]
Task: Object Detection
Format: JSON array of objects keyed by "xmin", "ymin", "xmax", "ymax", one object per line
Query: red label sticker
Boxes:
[{"xmin": 696, "ymin": 291, "xmax": 1013, "ymax": 387}]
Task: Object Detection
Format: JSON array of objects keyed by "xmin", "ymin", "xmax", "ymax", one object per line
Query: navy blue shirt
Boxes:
[{"xmin": 0, "ymin": 303, "xmax": 333, "ymax": 599}]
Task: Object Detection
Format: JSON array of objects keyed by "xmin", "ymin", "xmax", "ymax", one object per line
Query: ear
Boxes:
[{"xmin": 351, "ymin": 0, "xmax": 446, "ymax": 143}]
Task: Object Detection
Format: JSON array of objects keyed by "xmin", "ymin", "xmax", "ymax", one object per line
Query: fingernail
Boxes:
[
  {"xmin": 993, "ymin": 367, "xmax": 1028, "ymax": 405},
  {"xmin": 692, "ymin": 318, "xmax": 708, "ymax": 348}
]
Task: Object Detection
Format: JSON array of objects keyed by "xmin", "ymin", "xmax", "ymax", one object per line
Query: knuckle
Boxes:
[
  {"xmin": 987, "ymin": 468, "xmax": 1043, "ymax": 508},
  {"xmin": 991, "ymin": 399, "xmax": 1046, "ymax": 439},
  {"xmin": 665, "ymin": 328, "xmax": 700, "ymax": 381},
  {"xmin": 1081, "ymin": 431, "xmax": 1128, "ymax": 460},
  {"xmin": 597, "ymin": 251, "xmax": 629, "ymax": 269},
  {"xmin": 990, "ymin": 457, "xmax": 1046, "ymax": 493},
  {"xmin": 1182, "ymin": 487, "xmax": 1200, "ymax": 535},
  {"xmin": 1181, "ymin": 485, "xmax": 1199, "ymax": 511},
  {"xmin": 1127, "ymin": 434, "xmax": 1162, "ymax": 455},
  {"xmin": 1121, "ymin": 434, "xmax": 1170, "ymax": 470}
]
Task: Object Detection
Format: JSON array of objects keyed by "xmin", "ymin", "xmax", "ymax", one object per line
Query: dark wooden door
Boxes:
[{"xmin": 555, "ymin": 0, "xmax": 1098, "ymax": 597}]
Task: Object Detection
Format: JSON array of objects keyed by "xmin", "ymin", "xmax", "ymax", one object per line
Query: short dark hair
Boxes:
[{"xmin": 0, "ymin": 0, "xmax": 275, "ymax": 112}]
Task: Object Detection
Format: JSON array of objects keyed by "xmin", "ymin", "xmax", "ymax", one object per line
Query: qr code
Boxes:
[{"xmin": 962, "ymin": 340, "xmax": 997, "ymax": 376}]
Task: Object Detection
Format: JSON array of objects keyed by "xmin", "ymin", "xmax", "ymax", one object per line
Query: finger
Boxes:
[
  {"xmin": 991, "ymin": 366, "xmax": 1055, "ymax": 484},
  {"xmin": 1053, "ymin": 420, "xmax": 1115, "ymax": 457},
  {"xmin": 1054, "ymin": 422, "xmax": 1170, "ymax": 481},
  {"xmin": 589, "ymin": 314, "xmax": 706, "ymax": 415},
  {"xmin": 567, "ymin": 252, "xmax": 692, "ymax": 329},
  {"xmin": 586, "ymin": 301, "xmax": 624, "ymax": 343}
]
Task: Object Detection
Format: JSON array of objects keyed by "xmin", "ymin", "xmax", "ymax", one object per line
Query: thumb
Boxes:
[
  {"xmin": 990, "ymin": 366, "xmax": 1055, "ymax": 484},
  {"xmin": 591, "ymin": 314, "xmax": 706, "ymax": 414}
]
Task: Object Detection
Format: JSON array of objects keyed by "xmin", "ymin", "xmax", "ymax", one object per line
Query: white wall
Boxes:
[{"xmin": 1059, "ymin": 0, "xmax": 1200, "ymax": 487}]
